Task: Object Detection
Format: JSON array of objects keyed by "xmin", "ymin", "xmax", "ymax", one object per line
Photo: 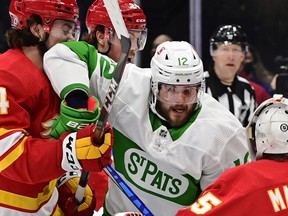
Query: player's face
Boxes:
[
  {"xmin": 212, "ymin": 44, "xmax": 245, "ymax": 83},
  {"xmin": 109, "ymin": 30, "xmax": 145, "ymax": 63},
  {"xmin": 156, "ymin": 84, "xmax": 198, "ymax": 128},
  {"xmin": 46, "ymin": 19, "xmax": 78, "ymax": 49}
]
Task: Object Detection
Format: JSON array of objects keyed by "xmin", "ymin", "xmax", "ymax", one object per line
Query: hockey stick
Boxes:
[
  {"xmin": 75, "ymin": 1, "xmax": 153, "ymax": 215},
  {"xmin": 104, "ymin": 165, "xmax": 153, "ymax": 216},
  {"xmin": 75, "ymin": 0, "xmax": 130, "ymax": 204},
  {"xmin": 93, "ymin": 0, "xmax": 131, "ymax": 143}
]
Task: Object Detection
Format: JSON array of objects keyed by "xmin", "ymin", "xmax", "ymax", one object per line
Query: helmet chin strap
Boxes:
[
  {"xmin": 155, "ymin": 102, "xmax": 168, "ymax": 121},
  {"xmin": 38, "ymin": 32, "xmax": 49, "ymax": 56},
  {"xmin": 149, "ymin": 92, "xmax": 167, "ymax": 121}
]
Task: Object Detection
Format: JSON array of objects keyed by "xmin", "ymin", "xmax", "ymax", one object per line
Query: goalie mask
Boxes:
[
  {"xmin": 246, "ymin": 94, "xmax": 288, "ymax": 159},
  {"xmin": 86, "ymin": 0, "xmax": 147, "ymax": 50},
  {"xmin": 9, "ymin": 0, "xmax": 79, "ymax": 33},
  {"xmin": 150, "ymin": 41, "xmax": 204, "ymax": 121}
]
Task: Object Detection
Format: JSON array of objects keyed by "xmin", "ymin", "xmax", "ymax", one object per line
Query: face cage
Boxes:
[{"xmin": 105, "ymin": 27, "xmax": 147, "ymax": 51}]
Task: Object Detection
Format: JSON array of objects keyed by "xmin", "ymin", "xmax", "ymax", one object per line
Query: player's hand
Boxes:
[
  {"xmin": 57, "ymin": 177, "xmax": 96, "ymax": 216},
  {"xmin": 51, "ymin": 96, "xmax": 100, "ymax": 138},
  {"xmin": 60, "ymin": 123, "xmax": 113, "ymax": 172}
]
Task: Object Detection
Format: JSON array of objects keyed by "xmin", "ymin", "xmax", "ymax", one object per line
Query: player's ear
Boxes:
[
  {"xmin": 96, "ymin": 30, "xmax": 107, "ymax": 46},
  {"xmin": 95, "ymin": 30, "xmax": 111, "ymax": 53},
  {"xmin": 30, "ymin": 23, "xmax": 44, "ymax": 40}
]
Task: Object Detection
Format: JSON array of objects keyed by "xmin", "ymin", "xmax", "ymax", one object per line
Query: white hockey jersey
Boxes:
[{"xmin": 44, "ymin": 41, "xmax": 251, "ymax": 216}]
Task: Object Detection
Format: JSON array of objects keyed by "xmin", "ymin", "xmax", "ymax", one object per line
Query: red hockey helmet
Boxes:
[
  {"xmin": 86, "ymin": 0, "xmax": 146, "ymax": 32},
  {"xmin": 9, "ymin": 0, "xmax": 79, "ymax": 33}
]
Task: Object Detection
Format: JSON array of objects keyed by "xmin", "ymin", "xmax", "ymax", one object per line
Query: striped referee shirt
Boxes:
[{"xmin": 204, "ymin": 69, "xmax": 257, "ymax": 127}]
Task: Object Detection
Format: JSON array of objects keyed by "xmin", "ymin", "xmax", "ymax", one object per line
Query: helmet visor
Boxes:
[
  {"xmin": 107, "ymin": 28, "xmax": 147, "ymax": 51},
  {"xmin": 74, "ymin": 20, "xmax": 81, "ymax": 41},
  {"xmin": 157, "ymin": 83, "xmax": 200, "ymax": 105},
  {"xmin": 49, "ymin": 19, "xmax": 80, "ymax": 41},
  {"xmin": 126, "ymin": 28, "xmax": 147, "ymax": 51}
]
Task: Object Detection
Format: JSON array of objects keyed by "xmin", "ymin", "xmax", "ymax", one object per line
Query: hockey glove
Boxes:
[
  {"xmin": 57, "ymin": 177, "xmax": 96, "ymax": 216},
  {"xmin": 51, "ymin": 96, "xmax": 100, "ymax": 139},
  {"xmin": 61, "ymin": 123, "xmax": 113, "ymax": 173}
]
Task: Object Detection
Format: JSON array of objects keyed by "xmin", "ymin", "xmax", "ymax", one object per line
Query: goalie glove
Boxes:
[
  {"xmin": 57, "ymin": 177, "xmax": 96, "ymax": 216},
  {"xmin": 60, "ymin": 123, "xmax": 113, "ymax": 173},
  {"xmin": 51, "ymin": 96, "xmax": 100, "ymax": 139}
]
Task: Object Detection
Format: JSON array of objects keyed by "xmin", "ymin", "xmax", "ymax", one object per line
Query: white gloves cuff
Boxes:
[{"xmin": 61, "ymin": 132, "xmax": 83, "ymax": 171}]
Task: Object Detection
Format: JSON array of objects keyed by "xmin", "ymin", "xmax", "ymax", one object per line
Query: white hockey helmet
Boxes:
[
  {"xmin": 150, "ymin": 41, "xmax": 204, "ymax": 120},
  {"xmin": 246, "ymin": 94, "xmax": 288, "ymax": 159}
]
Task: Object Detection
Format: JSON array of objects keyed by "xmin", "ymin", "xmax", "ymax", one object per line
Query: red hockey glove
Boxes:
[
  {"xmin": 60, "ymin": 123, "xmax": 113, "ymax": 173},
  {"xmin": 58, "ymin": 177, "xmax": 96, "ymax": 216}
]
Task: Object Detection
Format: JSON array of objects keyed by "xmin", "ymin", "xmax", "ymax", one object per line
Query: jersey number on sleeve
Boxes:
[
  {"xmin": 0, "ymin": 87, "xmax": 9, "ymax": 114},
  {"xmin": 190, "ymin": 192, "xmax": 222, "ymax": 214}
]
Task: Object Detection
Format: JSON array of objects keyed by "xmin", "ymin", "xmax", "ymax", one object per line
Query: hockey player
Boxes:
[
  {"xmin": 176, "ymin": 94, "xmax": 288, "ymax": 216},
  {"xmin": 84, "ymin": 0, "xmax": 147, "ymax": 63},
  {"xmin": 205, "ymin": 24, "xmax": 256, "ymax": 127},
  {"xmin": 46, "ymin": 0, "xmax": 147, "ymax": 212},
  {"xmin": 0, "ymin": 0, "xmax": 113, "ymax": 215},
  {"xmin": 49, "ymin": 0, "xmax": 147, "ymax": 136},
  {"xmin": 44, "ymin": 40, "xmax": 251, "ymax": 215},
  {"xmin": 86, "ymin": 0, "xmax": 146, "ymax": 210}
]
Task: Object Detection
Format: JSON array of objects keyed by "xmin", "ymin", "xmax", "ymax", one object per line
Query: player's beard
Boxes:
[{"xmin": 156, "ymin": 101, "xmax": 196, "ymax": 128}]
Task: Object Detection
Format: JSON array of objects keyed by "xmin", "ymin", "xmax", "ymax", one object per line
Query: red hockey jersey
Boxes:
[
  {"xmin": 0, "ymin": 48, "xmax": 65, "ymax": 214},
  {"xmin": 0, "ymin": 48, "xmax": 108, "ymax": 214},
  {"xmin": 176, "ymin": 159, "xmax": 288, "ymax": 216}
]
